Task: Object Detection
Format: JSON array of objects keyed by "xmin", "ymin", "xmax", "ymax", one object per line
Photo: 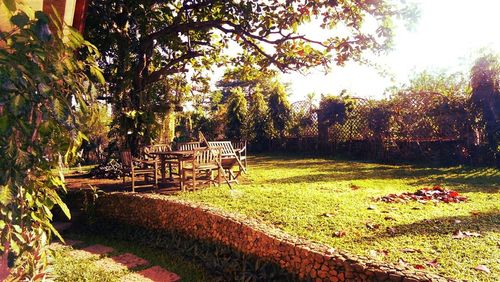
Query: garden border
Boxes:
[{"xmin": 80, "ymin": 191, "xmax": 452, "ymax": 282}]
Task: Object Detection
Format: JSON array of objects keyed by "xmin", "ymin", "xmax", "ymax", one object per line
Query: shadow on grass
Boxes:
[
  {"xmin": 354, "ymin": 210, "xmax": 500, "ymax": 243},
  {"xmin": 253, "ymin": 155, "xmax": 499, "ymax": 193}
]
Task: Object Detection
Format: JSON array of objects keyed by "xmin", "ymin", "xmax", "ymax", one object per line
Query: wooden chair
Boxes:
[
  {"xmin": 232, "ymin": 140, "xmax": 247, "ymax": 171},
  {"xmin": 176, "ymin": 141, "xmax": 201, "ymax": 151},
  {"xmin": 120, "ymin": 150, "xmax": 158, "ymax": 192},
  {"xmin": 207, "ymin": 141, "xmax": 246, "ymax": 183},
  {"xmin": 181, "ymin": 147, "xmax": 222, "ymax": 191}
]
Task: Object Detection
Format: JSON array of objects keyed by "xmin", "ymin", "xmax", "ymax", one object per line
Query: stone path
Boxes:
[{"xmin": 51, "ymin": 240, "xmax": 181, "ymax": 282}]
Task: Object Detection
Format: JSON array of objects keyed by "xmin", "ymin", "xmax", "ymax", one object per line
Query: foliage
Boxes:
[
  {"xmin": 0, "ymin": 5, "xmax": 101, "ymax": 280},
  {"xmin": 178, "ymin": 155, "xmax": 500, "ymax": 281},
  {"xmin": 225, "ymin": 87, "xmax": 248, "ymax": 140},
  {"xmin": 79, "ymin": 103, "xmax": 111, "ymax": 164},
  {"xmin": 268, "ymin": 82, "xmax": 292, "ymax": 139},
  {"xmin": 317, "ymin": 93, "xmax": 355, "ymax": 127},
  {"xmin": 247, "ymin": 88, "xmax": 273, "ymax": 151},
  {"xmin": 470, "ymin": 53, "xmax": 500, "ymax": 159},
  {"xmin": 367, "ymin": 100, "xmax": 392, "ymax": 139},
  {"xmin": 84, "ymin": 0, "xmax": 413, "ymax": 153}
]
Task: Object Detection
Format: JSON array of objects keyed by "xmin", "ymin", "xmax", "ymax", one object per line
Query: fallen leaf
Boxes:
[
  {"xmin": 350, "ymin": 184, "xmax": 360, "ymax": 190},
  {"xmin": 453, "ymin": 219, "xmax": 462, "ymax": 224},
  {"xmin": 414, "ymin": 264, "xmax": 425, "ymax": 270},
  {"xmin": 452, "ymin": 230, "xmax": 466, "ymax": 239},
  {"xmin": 463, "ymin": 231, "xmax": 481, "ymax": 237},
  {"xmin": 401, "ymin": 248, "xmax": 420, "ymax": 253},
  {"xmin": 367, "ymin": 205, "xmax": 377, "ymax": 210},
  {"xmin": 411, "ymin": 206, "xmax": 422, "ymax": 210},
  {"xmin": 322, "ymin": 213, "xmax": 335, "ymax": 218},
  {"xmin": 368, "ymin": 250, "xmax": 378, "ymax": 257},
  {"xmin": 333, "ymin": 230, "xmax": 346, "ymax": 237},
  {"xmin": 386, "ymin": 227, "xmax": 397, "ymax": 236},
  {"xmin": 452, "ymin": 230, "xmax": 481, "ymax": 239},
  {"xmin": 470, "ymin": 210, "xmax": 481, "ymax": 216},
  {"xmin": 474, "ymin": 265, "xmax": 490, "ymax": 273},
  {"xmin": 365, "ymin": 222, "xmax": 380, "ymax": 230},
  {"xmin": 384, "ymin": 216, "xmax": 396, "ymax": 221},
  {"xmin": 426, "ymin": 258, "xmax": 439, "ymax": 268}
]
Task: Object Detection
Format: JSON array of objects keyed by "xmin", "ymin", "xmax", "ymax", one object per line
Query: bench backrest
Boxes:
[
  {"xmin": 177, "ymin": 141, "xmax": 201, "ymax": 151},
  {"xmin": 207, "ymin": 141, "xmax": 236, "ymax": 157}
]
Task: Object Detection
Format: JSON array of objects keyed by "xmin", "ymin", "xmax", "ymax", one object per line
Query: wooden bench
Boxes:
[{"xmin": 207, "ymin": 141, "xmax": 246, "ymax": 182}]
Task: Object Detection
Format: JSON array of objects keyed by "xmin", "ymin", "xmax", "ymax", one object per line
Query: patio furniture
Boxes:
[
  {"xmin": 144, "ymin": 144, "xmax": 179, "ymax": 180},
  {"xmin": 120, "ymin": 150, "xmax": 158, "ymax": 192},
  {"xmin": 207, "ymin": 141, "xmax": 246, "ymax": 183},
  {"xmin": 180, "ymin": 147, "xmax": 222, "ymax": 191},
  {"xmin": 231, "ymin": 140, "xmax": 247, "ymax": 171},
  {"xmin": 176, "ymin": 141, "xmax": 201, "ymax": 151}
]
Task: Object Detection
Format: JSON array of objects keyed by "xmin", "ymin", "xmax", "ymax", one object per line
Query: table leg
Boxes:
[
  {"xmin": 179, "ymin": 157, "xmax": 184, "ymax": 192},
  {"xmin": 160, "ymin": 156, "xmax": 166, "ymax": 182}
]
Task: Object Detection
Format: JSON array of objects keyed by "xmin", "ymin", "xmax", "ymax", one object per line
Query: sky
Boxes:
[{"xmin": 280, "ymin": 0, "xmax": 500, "ymax": 103}]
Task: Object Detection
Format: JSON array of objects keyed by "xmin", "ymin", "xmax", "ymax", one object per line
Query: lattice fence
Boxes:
[{"xmin": 289, "ymin": 100, "xmax": 318, "ymax": 137}]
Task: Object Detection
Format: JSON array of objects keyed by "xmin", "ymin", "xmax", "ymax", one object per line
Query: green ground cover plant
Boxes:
[{"xmin": 176, "ymin": 154, "xmax": 500, "ymax": 281}]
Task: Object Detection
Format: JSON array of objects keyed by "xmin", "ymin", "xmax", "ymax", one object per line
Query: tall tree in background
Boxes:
[
  {"xmin": 470, "ymin": 53, "xmax": 500, "ymax": 162},
  {"xmin": 85, "ymin": 0, "xmax": 414, "ymax": 153},
  {"xmin": 268, "ymin": 82, "xmax": 292, "ymax": 139},
  {"xmin": 225, "ymin": 87, "xmax": 248, "ymax": 140},
  {"xmin": 248, "ymin": 87, "xmax": 273, "ymax": 151}
]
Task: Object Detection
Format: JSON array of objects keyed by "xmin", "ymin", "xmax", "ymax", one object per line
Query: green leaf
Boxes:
[
  {"xmin": 90, "ymin": 65, "xmax": 105, "ymax": 84},
  {"xmin": 10, "ymin": 12, "xmax": 29, "ymax": 28},
  {"xmin": 0, "ymin": 185, "xmax": 12, "ymax": 205}
]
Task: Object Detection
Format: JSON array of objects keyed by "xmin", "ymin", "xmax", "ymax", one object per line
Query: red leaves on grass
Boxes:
[{"xmin": 376, "ymin": 185, "xmax": 467, "ymax": 204}]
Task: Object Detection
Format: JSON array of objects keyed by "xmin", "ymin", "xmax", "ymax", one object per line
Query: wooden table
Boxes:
[{"xmin": 149, "ymin": 150, "xmax": 194, "ymax": 185}]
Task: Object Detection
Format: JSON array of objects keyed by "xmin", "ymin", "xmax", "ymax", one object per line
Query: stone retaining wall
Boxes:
[{"xmin": 92, "ymin": 192, "xmax": 450, "ymax": 282}]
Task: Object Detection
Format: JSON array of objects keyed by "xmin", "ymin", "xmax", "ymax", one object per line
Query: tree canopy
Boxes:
[{"xmin": 85, "ymin": 0, "xmax": 413, "ymax": 152}]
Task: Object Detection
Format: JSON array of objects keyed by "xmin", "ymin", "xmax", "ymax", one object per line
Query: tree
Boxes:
[
  {"xmin": 268, "ymin": 82, "xmax": 291, "ymax": 139},
  {"xmin": 248, "ymin": 87, "xmax": 273, "ymax": 151},
  {"xmin": 0, "ymin": 4, "xmax": 102, "ymax": 279},
  {"xmin": 225, "ymin": 87, "xmax": 248, "ymax": 140},
  {"xmin": 85, "ymin": 0, "xmax": 413, "ymax": 153},
  {"xmin": 470, "ymin": 53, "xmax": 500, "ymax": 161}
]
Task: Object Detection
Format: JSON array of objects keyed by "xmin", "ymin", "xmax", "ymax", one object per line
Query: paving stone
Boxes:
[
  {"xmin": 128, "ymin": 266, "xmax": 180, "ymax": 282},
  {"xmin": 82, "ymin": 244, "xmax": 114, "ymax": 255},
  {"xmin": 112, "ymin": 253, "xmax": 149, "ymax": 269}
]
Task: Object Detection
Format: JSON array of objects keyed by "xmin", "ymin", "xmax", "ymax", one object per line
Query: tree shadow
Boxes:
[
  {"xmin": 255, "ymin": 155, "xmax": 499, "ymax": 193},
  {"xmin": 353, "ymin": 210, "xmax": 500, "ymax": 244}
]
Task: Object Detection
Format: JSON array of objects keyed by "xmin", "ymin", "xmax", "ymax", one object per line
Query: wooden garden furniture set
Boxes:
[{"xmin": 120, "ymin": 137, "xmax": 247, "ymax": 192}]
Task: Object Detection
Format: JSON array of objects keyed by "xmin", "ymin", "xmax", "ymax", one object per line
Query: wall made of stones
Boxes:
[{"xmin": 93, "ymin": 192, "xmax": 450, "ymax": 282}]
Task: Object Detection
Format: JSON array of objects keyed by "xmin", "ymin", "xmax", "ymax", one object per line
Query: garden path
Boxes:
[{"xmin": 50, "ymin": 238, "xmax": 181, "ymax": 282}]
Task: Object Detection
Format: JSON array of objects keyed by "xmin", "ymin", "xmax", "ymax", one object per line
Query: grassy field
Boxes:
[
  {"xmin": 176, "ymin": 154, "xmax": 500, "ymax": 281},
  {"xmin": 51, "ymin": 233, "xmax": 213, "ymax": 282}
]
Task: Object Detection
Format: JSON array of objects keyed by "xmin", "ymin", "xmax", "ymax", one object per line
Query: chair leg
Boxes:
[
  {"xmin": 180, "ymin": 170, "xmax": 185, "ymax": 192},
  {"xmin": 132, "ymin": 173, "xmax": 135, "ymax": 193},
  {"xmin": 218, "ymin": 168, "xmax": 222, "ymax": 187}
]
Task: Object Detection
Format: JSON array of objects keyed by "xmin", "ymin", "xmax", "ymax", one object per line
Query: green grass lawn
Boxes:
[
  {"xmin": 175, "ymin": 154, "xmax": 500, "ymax": 281},
  {"xmin": 50, "ymin": 233, "xmax": 213, "ymax": 281}
]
